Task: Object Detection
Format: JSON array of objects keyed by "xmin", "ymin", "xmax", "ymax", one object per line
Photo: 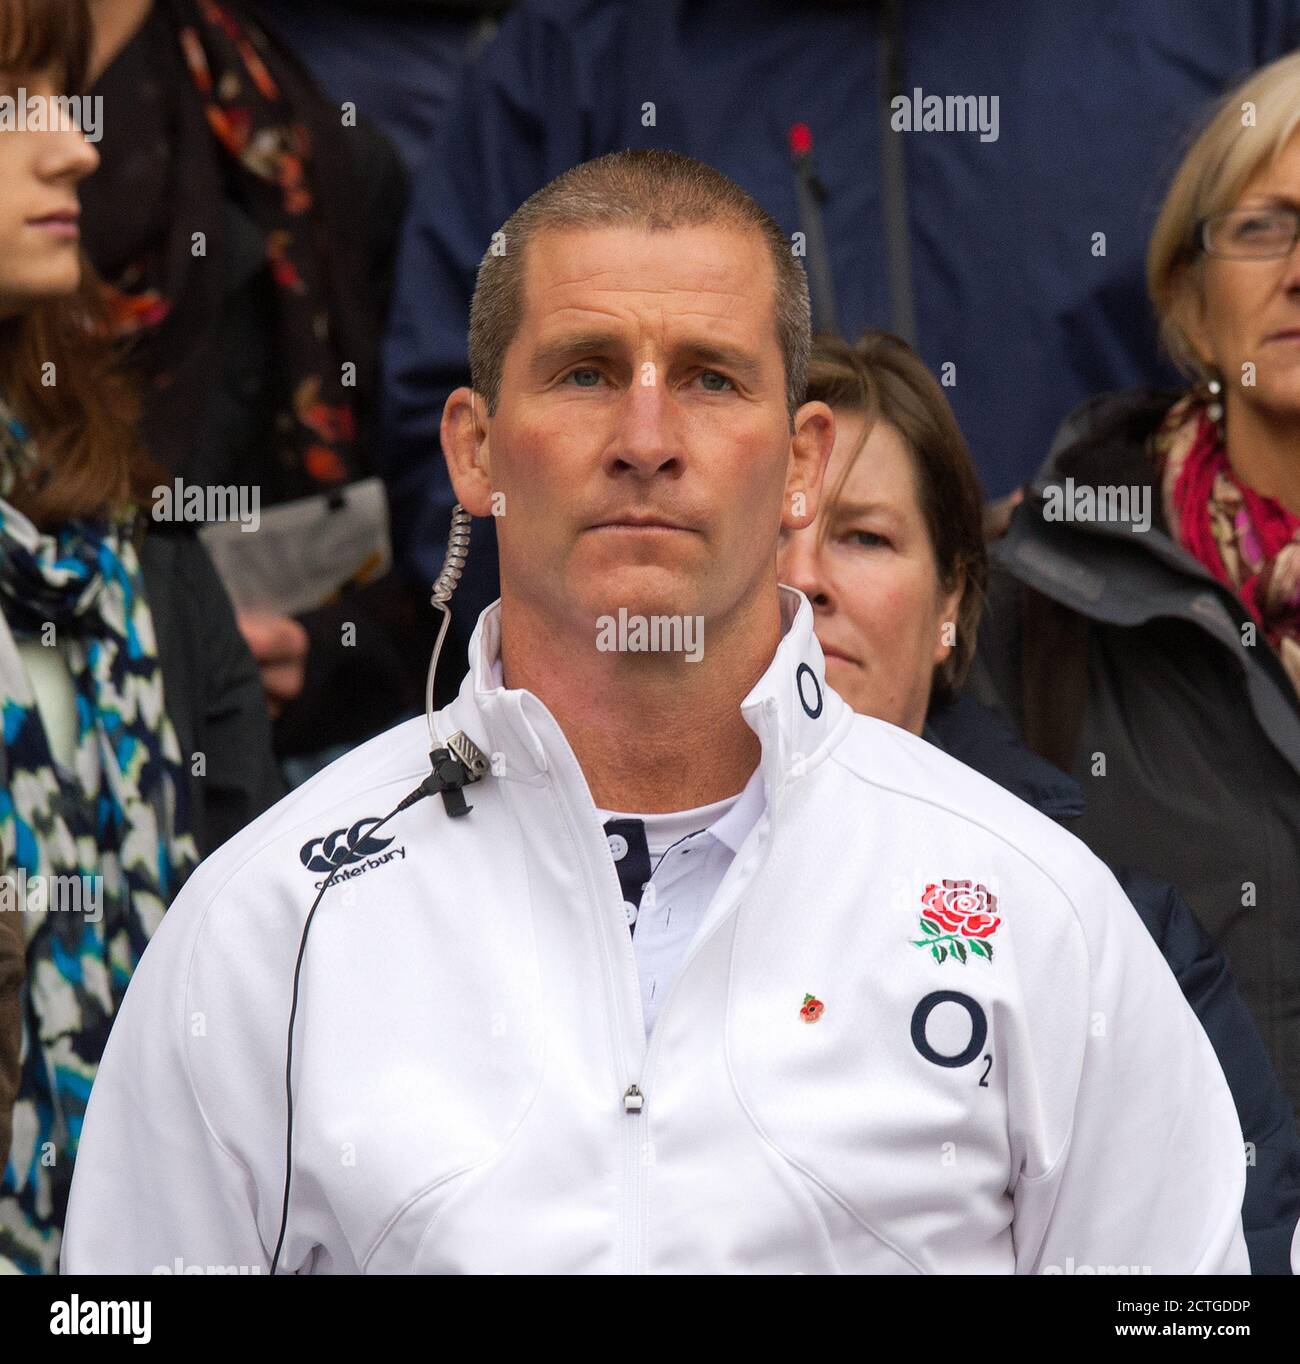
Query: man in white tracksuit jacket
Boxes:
[{"xmin": 62, "ymin": 150, "xmax": 1249, "ymax": 1275}]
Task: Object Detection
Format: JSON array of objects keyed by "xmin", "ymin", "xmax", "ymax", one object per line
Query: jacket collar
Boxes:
[{"xmin": 441, "ymin": 585, "xmax": 851, "ymax": 809}]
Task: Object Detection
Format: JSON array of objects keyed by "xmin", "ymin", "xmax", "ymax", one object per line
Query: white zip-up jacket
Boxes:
[{"xmin": 61, "ymin": 586, "xmax": 1249, "ymax": 1274}]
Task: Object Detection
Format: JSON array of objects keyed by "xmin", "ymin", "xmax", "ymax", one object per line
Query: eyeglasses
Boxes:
[{"xmin": 1197, "ymin": 206, "xmax": 1300, "ymax": 259}]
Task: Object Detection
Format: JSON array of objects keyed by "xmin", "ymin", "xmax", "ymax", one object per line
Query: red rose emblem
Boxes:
[
  {"xmin": 921, "ymin": 903, "xmax": 965, "ymax": 933},
  {"xmin": 913, "ymin": 880, "xmax": 1001, "ymax": 964}
]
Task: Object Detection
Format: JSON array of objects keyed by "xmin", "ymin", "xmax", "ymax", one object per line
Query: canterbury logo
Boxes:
[{"xmin": 299, "ymin": 817, "xmax": 394, "ymax": 874}]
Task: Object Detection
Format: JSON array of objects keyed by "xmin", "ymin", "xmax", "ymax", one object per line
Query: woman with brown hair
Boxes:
[
  {"xmin": 0, "ymin": 0, "xmax": 282, "ymax": 1273},
  {"xmin": 974, "ymin": 50, "xmax": 1300, "ymax": 1124},
  {"xmin": 776, "ymin": 330, "xmax": 986, "ymax": 732},
  {"xmin": 777, "ymin": 330, "xmax": 1300, "ymax": 1273}
]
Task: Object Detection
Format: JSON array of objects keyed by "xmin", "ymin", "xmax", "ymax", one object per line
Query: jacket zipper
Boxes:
[
  {"xmin": 620, "ymin": 705, "xmax": 782, "ymax": 1272},
  {"xmin": 551, "ymin": 701, "xmax": 782, "ymax": 1273},
  {"xmin": 622, "ymin": 1082, "xmax": 644, "ymax": 1273},
  {"xmin": 631, "ymin": 746, "xmax": 780, "ymax": 1138},
  {"xmin": 546, "ymin": 744, "xmax": 650, "ymax": 1271}
]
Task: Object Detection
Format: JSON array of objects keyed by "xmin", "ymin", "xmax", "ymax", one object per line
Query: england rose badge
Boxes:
[{"xmin": 911, "ymin": 878, "xmax": 1001, "ymax": 964}]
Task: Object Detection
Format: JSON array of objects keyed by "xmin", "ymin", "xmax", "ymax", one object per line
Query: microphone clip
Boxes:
[{"xmin": 424, "ymin": 731, "xmax": 490, "ymax": 818}]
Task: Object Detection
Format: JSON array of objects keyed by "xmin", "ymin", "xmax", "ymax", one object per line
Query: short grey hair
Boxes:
[{"xmin": 468, "ymin": 149, "xmax": 811, "ymax": 422}]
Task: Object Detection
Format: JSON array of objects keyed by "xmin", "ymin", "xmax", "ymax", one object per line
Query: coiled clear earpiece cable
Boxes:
[
  {"xmin": 417, "ymin": 384, "xmax": 490, "ymax": 813},
  {"xmin": 412, "ymin": 501, "xmax": 488, "ymax": 818},
  {"xmin": 426, "ymin": 503, "xmax": 473, "ymax": 750}
]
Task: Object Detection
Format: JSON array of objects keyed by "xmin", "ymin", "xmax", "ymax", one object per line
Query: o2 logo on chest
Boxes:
[{"xmin": 910, "ymin": 990, "xmax": 993, "ymax": 1087}]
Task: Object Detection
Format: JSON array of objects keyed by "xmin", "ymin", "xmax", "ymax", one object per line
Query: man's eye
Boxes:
[
  {"xmin": 697, "ymin": 370, "xmax": 734, "ymax": 392},
  {"xmin": 564, "ymin": 367, "xmax": 603, "ymax": 388}
]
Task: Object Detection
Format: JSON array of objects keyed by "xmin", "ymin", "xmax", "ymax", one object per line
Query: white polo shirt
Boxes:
[
  {"xmin": 489, "ymin": 652, "xmax": 767, "ymax": 1038},
  {"xmin": 598, "ymin": 766, "xmax": 766, "ymax": 1037}
]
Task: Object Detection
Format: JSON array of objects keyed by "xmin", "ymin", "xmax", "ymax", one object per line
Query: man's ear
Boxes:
[
  {"xmin": 441, "ymin": 387, "xmax": 495, "ymax": 516},
  {"xmin": 782, "ymin": 400, "xmax": 835, "ymax": 531}
]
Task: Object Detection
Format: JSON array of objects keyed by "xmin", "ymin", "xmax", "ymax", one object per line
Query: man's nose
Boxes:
[
  {"xmin": 777, "ymin": 524, "xmax": 835, "ymax": 610},
  {"xmin": 607, "ymin": 368, "xmax": 683, "ymax": 477}
]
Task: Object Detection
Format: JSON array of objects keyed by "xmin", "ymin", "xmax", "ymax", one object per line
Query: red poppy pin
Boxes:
[
  {"xmin": 800, "ymin": 993, "xmax": 825, "ymax": 1023},
  {"xmin": 911, "ymin": 879, "xmax": 1001, "ymax": 965}
]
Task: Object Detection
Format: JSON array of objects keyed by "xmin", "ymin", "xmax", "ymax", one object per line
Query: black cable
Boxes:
[
  {"xmin": 271, "ymin": 502, "xmax": 484, "ymax": 1272},
  {"xmin": 269, "ymin": 766, "xmax": 446, "ymax": 1274},
  {"xmin": 648, "ymin": 827, "xmax": 709, "ymax": 880}
]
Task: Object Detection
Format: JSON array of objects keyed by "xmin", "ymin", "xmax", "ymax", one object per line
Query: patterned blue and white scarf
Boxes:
[{"xmin": 0, "ymin": 397, "xmax": 199, "ymax": 1273}]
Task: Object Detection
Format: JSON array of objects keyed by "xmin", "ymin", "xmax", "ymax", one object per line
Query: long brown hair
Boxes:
[
  {"xmin": 805, "ymin": 330, "xmax": 988, "ymax": 704},
  {"xmin": 0, "ymin": 0, "xmax": 161, "ymax": 529}
]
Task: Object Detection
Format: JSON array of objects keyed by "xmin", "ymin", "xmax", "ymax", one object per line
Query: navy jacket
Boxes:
[
  {"xmin": 380, "ymin": 0, "xmax": 1300, "ymax": 685},
  {"xmin": 926, "ymin": 692, "xmax": 1300, "ymax": 1274},
  {"xmin": 973, "ymin": 387, "xmax": 1300, "ymax": 1119},
  {"xmin": 257, "ymin": 0, "xmax": 504, "ymax": 174}
]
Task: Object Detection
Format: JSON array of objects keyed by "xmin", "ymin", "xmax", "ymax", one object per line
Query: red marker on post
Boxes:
[{"xmin": 788, "ymin": 122, "xmax": 838, "ymax": 334}]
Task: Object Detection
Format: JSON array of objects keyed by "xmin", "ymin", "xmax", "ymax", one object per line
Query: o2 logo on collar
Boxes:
[{"xmin": 796, "ymin": 662, "xmax": 822, "ymax": 718}]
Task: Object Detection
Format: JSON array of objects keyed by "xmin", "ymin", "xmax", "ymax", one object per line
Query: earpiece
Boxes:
[{"xmin": 422, "ymin": 503, "xmax": 489, "ymax": 817}]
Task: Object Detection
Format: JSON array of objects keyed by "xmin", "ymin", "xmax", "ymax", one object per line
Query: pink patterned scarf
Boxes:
[{"xmin": 1153, "ymin": 394, "xmax": 1300, "ymax": 697}]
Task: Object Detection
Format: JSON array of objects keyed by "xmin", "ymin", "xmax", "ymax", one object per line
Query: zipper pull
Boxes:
[{"xmin": 623, "ymin": 1083, "xmax": 644, "ymax": 1113}]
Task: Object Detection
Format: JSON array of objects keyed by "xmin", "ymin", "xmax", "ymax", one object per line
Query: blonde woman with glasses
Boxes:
[{"xmin": 976, "ymin": 50, "xmax": 1300, "ymax": 1127}]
